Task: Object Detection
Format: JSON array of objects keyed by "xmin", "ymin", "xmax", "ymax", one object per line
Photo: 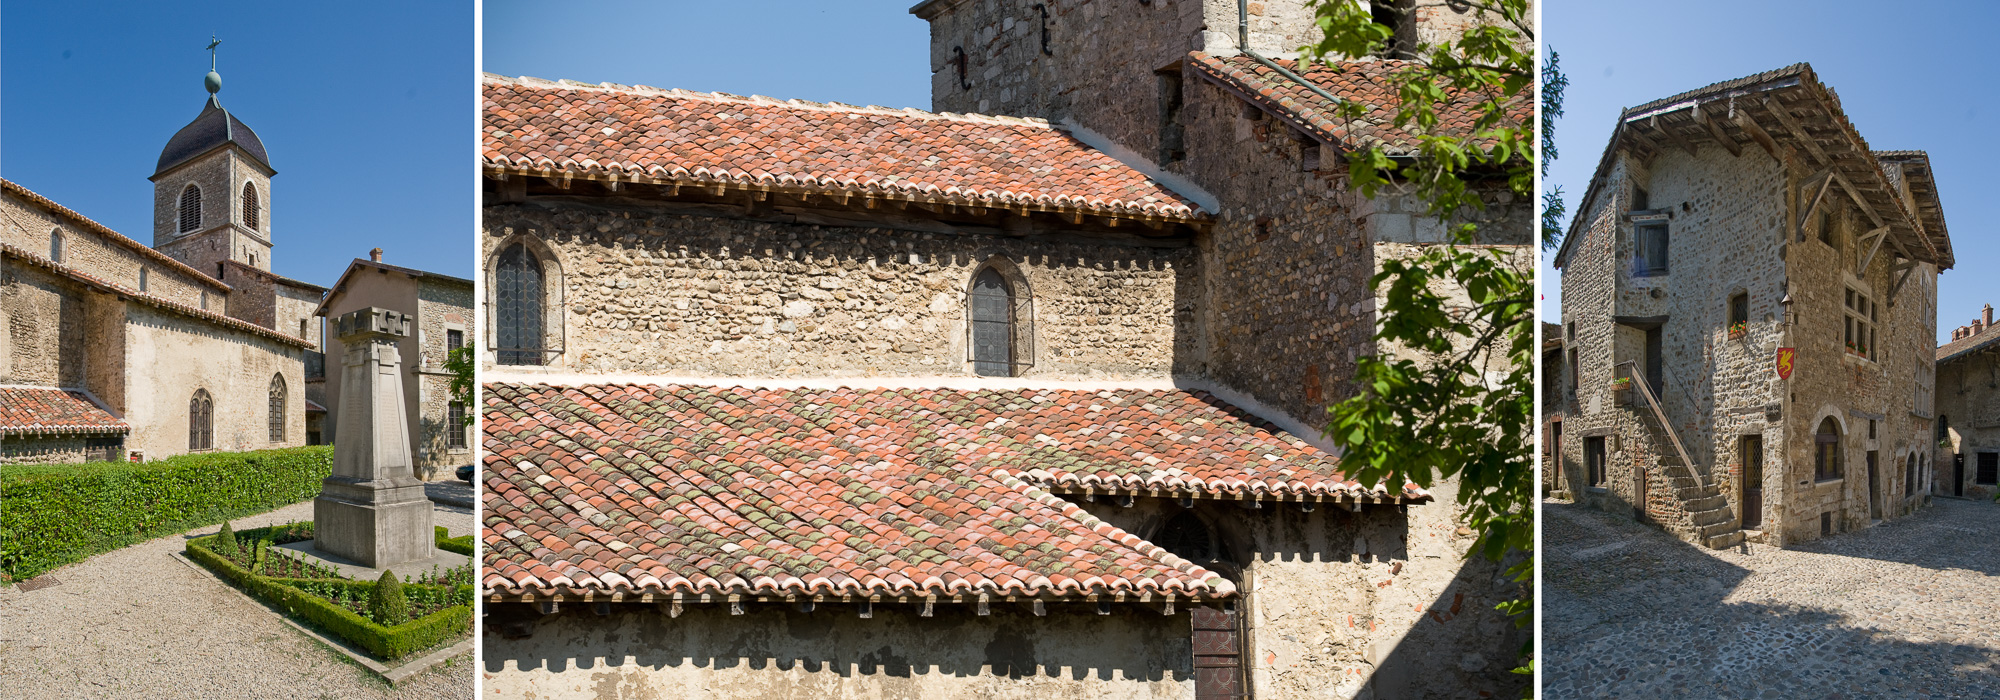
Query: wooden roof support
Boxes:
[
  {"xmin": 1649, "ymin": 115, "xmax": 1698, "ymax": 158},
  {"xmin": 1831, "ymin": 173, "xmax": 1887, "ymax": 230},
  {"xmin": 1695, "ymin": 103, "xmax": 1742, "ymax": 158},
  {"xmin": 1795, "ymin": 168, "xmax": 1835, "ymax": 240},
  {"xmin": 1887, "ymin": 259, "xmax": 1920, "ymax": 305},
  {"xmin": 1856, "ymin": 225, "xmax": 1890, "ymax": 275},
  {"xmin": 1728, "ymin": 100, "xmax": 1792, "ymax": 159},
  {"xmin": 1761, "ymin": 97, "xmax": 1831, "ymax": 166}
]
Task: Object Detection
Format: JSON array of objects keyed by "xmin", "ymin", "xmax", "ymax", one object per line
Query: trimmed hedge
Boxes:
[
  {"xmin": 2, "ymin": 446, "xmax": 334, "ymax": 582},
  {"xmin": 185, "ymin": 525, "xmax": 471, "ymax": 660},
  {"xmin": 434, "ymin": 526, "xmax": 472, "ymax": 556}
]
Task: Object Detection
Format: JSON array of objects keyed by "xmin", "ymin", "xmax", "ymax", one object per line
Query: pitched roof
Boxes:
[
  {"xmin": 1, "ymin": 244, "xmax": 315, "ymax": 350},
  {"xmin": 312, "ymin": 257, "xmax": 473, "ymax": 318},
  {"xmin": 0, "ymin": 387, "xmax": 126, "ymax": 437},
  {"xmin": 480, "ymin": 75, "xmax": 1209, "ymax": 223},
  {"xmin": 482, "ymin": 382, "xmax": 1406, "ymax": 602},
  {"xmin": 1938, "ymin": 328, "xmax": 2000, "ymax": 364},
  {"xmin": 1, "ymin": 178, "xmax": 230, "ymax": 293},
  {"xmin": 1187, "ymin": 53, "xmax": 1522, "ymax": 156},
  {"xmin": 153, "ymin": 96, "xmax": 272, "ymax": 177},
  {"xmin": 1552, "ymin": 64, "xmax": 1951, "ymax": 270}
]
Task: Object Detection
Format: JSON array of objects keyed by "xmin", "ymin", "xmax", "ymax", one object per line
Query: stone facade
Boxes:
[
  {"xmin": 1934, "ymin": 309, "xmax": 2000, "ymax": 501},
  {"xmin": 1554, "ymin": 79, "xmax": 1944, "ymax": 548},
  {"xmin": 2, "ymin": 185, "xmax": 223, "ymax": 310}
]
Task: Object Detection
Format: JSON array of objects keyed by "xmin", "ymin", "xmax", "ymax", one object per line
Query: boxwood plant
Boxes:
[{"xmin": 185, "ymin": 522, "xmax": 472, "ymax": 661}]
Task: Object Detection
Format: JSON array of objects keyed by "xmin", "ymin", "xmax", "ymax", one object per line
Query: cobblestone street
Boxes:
[{"xmin": 1545, "ymin": 497, "xmax": 2000, "ymax": 699}]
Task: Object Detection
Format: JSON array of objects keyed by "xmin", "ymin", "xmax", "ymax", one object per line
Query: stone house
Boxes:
[
  {"xmin": 1551, "ymin": 64, "xmax": 1952, "ymax": 548},
  {"xmin": 1542, "ymin": 321, "xmax": 1566, "ymax": 498},
  {"xmin": 1934, "ymin": 305, "xmax": 2000, "ymax": 501},
  {"xmin": 478, "ymin": 1, "xmax": 1528, "ymax": 698},
  {"xmin": 1, "ymin": 75, "xmax": 324, "ymax": 463},
  {"xmin": 315, "ymin": 249, "xmax": 475, "ymax": 479}
]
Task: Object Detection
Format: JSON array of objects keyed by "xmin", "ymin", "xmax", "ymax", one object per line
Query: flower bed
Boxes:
[{"xmin": 185, "ymin": 522, "xmax": 472, "ymax": 661}]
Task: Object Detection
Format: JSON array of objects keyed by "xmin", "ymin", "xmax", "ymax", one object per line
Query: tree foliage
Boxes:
[
  {"xmin": 445, "ymin": 345, "xmax": 476, "ymax": 427},
  {"xmin": 1301, "ymin": 0, "xmax": 1538, "ymax": 676},
  {"xmin": 371, "ymin": 569, "xmax": 410, "ymax": 626}
]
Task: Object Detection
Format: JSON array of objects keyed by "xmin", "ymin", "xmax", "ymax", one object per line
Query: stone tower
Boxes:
[{"xmin": 150, "ymin": 60, "xmax": 276, "ymax": 276}]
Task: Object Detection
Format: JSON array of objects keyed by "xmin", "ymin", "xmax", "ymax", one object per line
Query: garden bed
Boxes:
[{"xmin": 184, "ymin": 521, "xmax": 472, "ymax": 661}]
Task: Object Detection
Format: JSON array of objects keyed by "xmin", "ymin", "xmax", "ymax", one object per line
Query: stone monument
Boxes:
[{"xmin": 313, "ymin": 307, "xmax": 435, "ymax": 568}]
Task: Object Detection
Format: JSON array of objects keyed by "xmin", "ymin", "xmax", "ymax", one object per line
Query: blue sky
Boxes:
[
  {"xmin": 1541, "ymin": 0, "xmax": 2000, "ymax": 344},
  {"xmin": 1, "ymin": 1, "xmax": 474, "ymax": 285},
  {"xmin": 482, "ymin": 0, "xmax": 931, "ymax": 110}
]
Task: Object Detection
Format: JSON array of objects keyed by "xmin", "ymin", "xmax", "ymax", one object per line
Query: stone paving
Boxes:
[
  {"xmin": 1544, "ymin": 497, "xmax": 2000, "ymax": 699},
  {"xmin": 0, "ymin": 499, "xmax": 474, "ymax": 699}
]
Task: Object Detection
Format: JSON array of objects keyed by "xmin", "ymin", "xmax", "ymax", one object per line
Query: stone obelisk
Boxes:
[{"xmin": 314, "ymin": 307, "xmax": 434, "ymax": 568}]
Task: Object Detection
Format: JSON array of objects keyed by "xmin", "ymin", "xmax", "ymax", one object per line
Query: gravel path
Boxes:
[
  {"xmin": 0, "ymin": 499, "xmax": 474, "ymax": 699},
  {"xmin": 1544, "ymin": 497, "xmax": 2000, "ymax": 699}
]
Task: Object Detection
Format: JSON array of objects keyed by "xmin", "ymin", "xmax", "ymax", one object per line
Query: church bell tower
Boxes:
[{"xmin": 151, "ymin": 38, "xmax": 276, "ymax": 277}]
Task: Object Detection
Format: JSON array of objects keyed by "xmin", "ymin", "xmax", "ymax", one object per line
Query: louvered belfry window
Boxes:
[
  {"xmin": 495, "ymin": 243, "xmax": 545, "ymax": 366},
  {"xmin": 178, "ymin": 185, "xmax": 202, "ymax": 234},
  {"xmin": 969, "ymin": 268, "xmax": 1015, "ymax": 377},
  {"xmin": 242, "ymin": 183, "xmax": 260, "ymax": 231},
  {"xmin": 189, "ymin": 389, "xmax": 214, "ymax": 450}
]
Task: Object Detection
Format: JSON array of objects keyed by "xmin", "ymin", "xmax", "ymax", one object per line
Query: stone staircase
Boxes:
[{"xmin": 1622, "ymin": 363, "xmax": 1745, "ymax": 550}]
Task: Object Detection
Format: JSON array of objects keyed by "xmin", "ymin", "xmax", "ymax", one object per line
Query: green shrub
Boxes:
[
  {"xmin": 371, "ymin": 570, "xmax": 409, "ymax": 626},
  {"xmin": 434, "ymin": 526, "xmax": 473, "ymax": 556},
  {"xmin": 185, "ymin": 530, "xmax": 471, "ymax": 660},
  {"xmin": 214, "ymin": 521, "xmax": 241, "ymax": 559},
  {"xmin": 1, "ymin": 446, "xmax": 332, "ymax": 581}
]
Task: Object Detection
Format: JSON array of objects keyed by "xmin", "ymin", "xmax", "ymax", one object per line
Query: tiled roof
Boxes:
[
  {"xmin": 313, "ymin": 258, "xmax": 473, "ymax": 318},
  {"xmin": 1, "ymin": 244, "xmax": 315, "ymax": 350},
  {"xmin": 1188, "ymin": 53, "xmax": 1522, "ymax": 156},
  {"xmin": 1, "ymin": 178, "xmax": 230, "ymax": 293},
  {"xmin": 0, "ymin": 387, "xmax": 126, "ymax": 437},
  {"xmin": 481, "ymin": 75, "xmax": 1208, "ymax": 222},
  {"xmin": 481, "ymin": 383, "xmax": 1374, "ymax": 603},
  {"xmin": 1938, "ymin": 329, "xmax": 2000, "ymax": 364}
]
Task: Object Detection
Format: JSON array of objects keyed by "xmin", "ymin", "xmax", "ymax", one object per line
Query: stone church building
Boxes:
[
  {"xmin": 1, "ymin": 74, "xmax": 322, "ymax": 464},
  {"xmin": 479, "ymin": 1, "xmax": 1528, "ymax": 698},
  {"xmin": 1551, "ymin": 64, "xmax": 1952, "ymax": 548}
]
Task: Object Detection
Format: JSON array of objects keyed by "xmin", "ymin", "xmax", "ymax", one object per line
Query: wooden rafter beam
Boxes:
[
  {"xmin": 1649, "ymin": 115, "xmax": 1698, "ymax": 158},
  {"xmin": 1730, "ymin": 99, "xmax": 1781, "ymax": 159},
  {"xmin": 1830, "ymin": 173, "xmax": 1886, "ymax": 229},
  {"xmin": 1887, "ymin": 260, "xmax": 1919, "ymax": 305},
  {"xmin": 1761, "ymin": 97, "xmax": 1831, "ymax": 166},
  {"xmin": 1696, "ymin": 102, "xmax": 1742, "ymax": 158}
]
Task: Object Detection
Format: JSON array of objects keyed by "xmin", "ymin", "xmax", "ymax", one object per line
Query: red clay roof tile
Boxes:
[
  {"xmin": 481, "ymin": 75, "xmax": 1208, "ymax": 222},
  {"xmin": 0, "ymin": 387, "xmax": 126, "ymax": 437},
  {"xmin": 1188, "ymin": 53, "xmax": 1523, "ymax": 156}
]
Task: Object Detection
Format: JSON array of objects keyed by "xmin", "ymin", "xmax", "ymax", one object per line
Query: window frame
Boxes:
[
  {"xmin": 1814, "ymin": 418, "xmax": 1843, "ymax": 482},
  {"xmin": 1584, "ymin": 435, "xmax": 1607, "ymax": 487},
  {"xmin": 1978, "ymin": 452, "xmax": 1999, "ymax": 486},
  {"xmin": 268, "ymin": 374, "xmax": 287, "ymax": 442},
  {"xmin": 49, "ymin": 229, "xmax": 64, "ymax": 263},
  {"xmin": 1633, "ymin": 222, "xmax": 1669, "ymax": 277},
  {"xmin": 1727, "ymin": 292, "xmax": 1749, "ymax": 337},
  {"xmin": 189, "ymin": 388, "xmax": 214, "ymax": 451},
  {"xmin": 494, "ymin": 242, "xmax": 548, "ymax": 366},
  {"xmin": 241, "ymin": 182, "xmax": 260, "ymax": 232},
  {"xmin": 1844, "ymin": 287, "xmax": 1876, "ymax": 360},
  {"xmin": 446, "ymin": 401, "xmax": 468, "ymax": 450},
  {"xmin": 178, "ymin": 184, "xmax": 203, "ymax": 234}
]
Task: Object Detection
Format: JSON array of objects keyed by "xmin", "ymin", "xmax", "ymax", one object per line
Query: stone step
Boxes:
[
  {"xmin": 1691, "ymin": 507, "xmax": 1735, "ymax": 529},
  {"xmin": 1683, "ymin": 494, "xmax": 1729, "ymax": 512},
  {"xmin": 1704, "ymin": 532, "xmax": 1752, "ymax": 548}
]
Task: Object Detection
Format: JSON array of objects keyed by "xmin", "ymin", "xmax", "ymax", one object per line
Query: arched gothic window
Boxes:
[
  {"xmin": 1814, "ymin": 418, "xmax": 1842, "ymax": 481},
  {"xmin": 1155, "ymin": 511, "xmax": 1217, "ymax": 563},
  {"xmin": 969, "ymin": 268, "xmax": 1016, "ymax": 377},
  {"xmin": 241, "ymin": 183, "xmax": 260, "ymax": 232},
  {"xmin": 49, "ymin": 230, "xmax": 64, "ymax": 263},
  {"xmin": 268, "ymin": 374, "xmax": 287, "ymax": 442},
  {"xmin": 189, "ymin": 389, "xmax": 214, "ymax": 450},
  {"xmin": 178, "ymin": 185, "xmax": 202, "ymax": 234},
  {"xmin": 495, "ymin": 243, "xmax": 545, "ymax": 366}
]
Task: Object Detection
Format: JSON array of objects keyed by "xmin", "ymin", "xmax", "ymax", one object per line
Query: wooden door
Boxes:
[
  {"xmin": 1191, "ymin": 605, "xmax": 1247, "ymax": 699},
  {"xmin": 1741, "ymin": 436, "xmax": 1763, "ymax": 529}
]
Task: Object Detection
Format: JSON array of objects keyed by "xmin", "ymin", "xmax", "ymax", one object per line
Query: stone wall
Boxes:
[
  {"xmin": 483, "ymin": 603, "xmax": 1194, "ymax": 699},
  {"xmin": 275, "ymin": 283, "xmax": 323, "ymax": 345},
  {"xmin": 120, "ymin": 303, "xmax": 304, "ymax": 461},
  {"xmin": 0, "ymin": 436, "xmax": 117, "ymax": 466},
  {"xmin": 1559, "ymin": 143, "xmax": 1939, "ymax": 546},
  {"xmin": 1934, "ymin": 345, "xmax": 1999, "ymax": 501},
  {"xmin": 1, "ymin": 188, "xmax": 220, "ymax": 310},
  {"xmin": 481, "ymin": 203, "xmax": 1198, "ymax": 380},
  {"xmin": 151, "ymin": 151, "xmax": 272, "ymax": 276},
  {"xmin": 1, "ymin": 263, "xmax": 87, "ymax": 388},
  {"xmin": 1076, "ymin": 489, "xmax": 1526, "ymax": 699},
  {"xmin": 415, "ymin": 278, "xmax": 475, "ymax": 473}
]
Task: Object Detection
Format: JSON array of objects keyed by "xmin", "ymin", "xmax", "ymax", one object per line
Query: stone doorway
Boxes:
[
  {"xmin": 1867, "ymin": 451, "xmax": 1882, "ymax": 521},
  {"xmin": 1954, "ymin": 454, "xmax": 1965, "ymax": 497}
]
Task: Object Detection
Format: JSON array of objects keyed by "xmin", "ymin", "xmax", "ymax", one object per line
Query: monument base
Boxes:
[
  {"xmin": 271, "ymin": 540, "xmax": 469, "ymax": 582},
  {"xmin": 313, "ymin": 475, "xmax": 435, "ymax": 569}
]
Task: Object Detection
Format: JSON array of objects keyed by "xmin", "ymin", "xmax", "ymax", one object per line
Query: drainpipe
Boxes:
[{"xmin": 1237, "ymin": 0, "xmax": 1345, "ymax": 108}]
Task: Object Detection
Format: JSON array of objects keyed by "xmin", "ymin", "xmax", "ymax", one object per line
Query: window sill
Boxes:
[
  {"xmin": 1814, "ymin": 477, "xmax": 1844, "ymax": 486},
  {"xmin": 1587, "ymin": 486, "xmax": 1609, "ymax": 493}
]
